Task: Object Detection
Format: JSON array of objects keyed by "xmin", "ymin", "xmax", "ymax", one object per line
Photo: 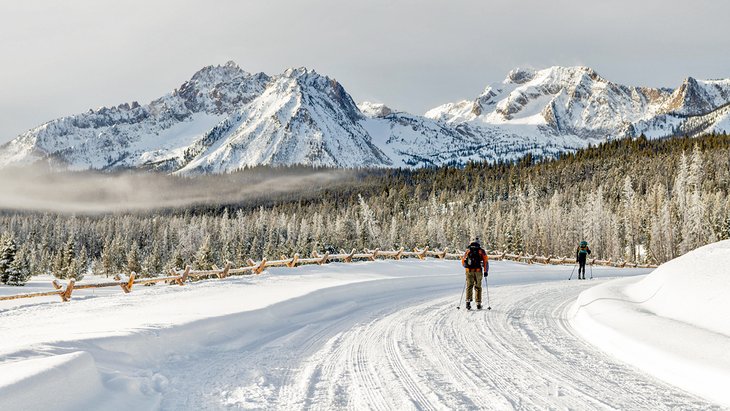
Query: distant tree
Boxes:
[
  {"xmin": 100, "ymin": 243, "xmax": 115, "ymax": 277},
  {"xmin": 195, "ymin": 236, "xmax": 214, "ymax": 270},
  {"xmin": 358, "ymin": 195, "xmax": 380, "ymax": 245},
  {"xmin": 52, "ymin": 250, "xmax": 66, "ymax": 279},
  {"xmin": 7, "ymin": 247, "xmax": 31, "ymax": 286},
  {"xmin": 76, "ymin": 244, "xmax": 89, "ymax": 278},
  {"xmin": 165, "ymin": 249, "xmax": 186, "ymax": 272},
  {"xmin": 126, "ymin": 243, "xmax": 142, "ymax": 275},
  {"xmin": 0, "ymin": 234, "xmax": 18, "ymax": 284},
  {"xmin": 142, "ymin": 246, "xmax": 162, "ymax": 278},
  {"xmin": 62, "ymin": 236, "xmax": 77, "ymax": 279}
]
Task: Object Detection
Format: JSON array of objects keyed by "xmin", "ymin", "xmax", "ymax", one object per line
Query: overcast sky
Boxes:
[{"xmin": 1, "ymin": 0, "xmax": 728, "ymax": 143}]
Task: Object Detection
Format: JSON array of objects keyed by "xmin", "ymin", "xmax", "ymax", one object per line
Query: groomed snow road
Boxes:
[
  {"xmin": 153, "ymin": 262, "xmax": 717, "ymax": 410},
  {"xmin": 0, "ymin": 261, "xmax": 721, "ymax": 410}
]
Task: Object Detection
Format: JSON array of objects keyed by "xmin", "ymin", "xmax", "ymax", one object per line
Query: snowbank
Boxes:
[
  {"xmin": 624, "ymin": 241, "xmax": 730, "ymax": 336},
  {"xmin": 570, "ymin": 240, "xmax": 730, "ymax": 406},
  {"xmin": 0, "ymin": 352, "xmax": 150, "ymax": 411}
]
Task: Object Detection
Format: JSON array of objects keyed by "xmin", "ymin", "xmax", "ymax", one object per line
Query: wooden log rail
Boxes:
[{"xmin": 0, "ymin": 247, "xmax": 657, "ymax": 303}]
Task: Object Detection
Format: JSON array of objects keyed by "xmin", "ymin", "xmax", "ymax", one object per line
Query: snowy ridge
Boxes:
[
  {"xmin": 570, "ymin": 240, "xmax": 730, "ymax": 406},
  {"xmin": 177, "ymin": 68, "xmax": 391, "ymax": 173},
  {"xmin": 1, "ymin": 64, "xmax": 729, "ymax": 173},
  {"xmin": 428, "ymin": 66, "xmax": 730, "ymax": 142},
  {"xmin": 357, "ymin": 101, "xmax": 393, "ymax": 118},
  {"xmin": 0, "ymin": 61, "xmax": 267, "ymax": 171}
]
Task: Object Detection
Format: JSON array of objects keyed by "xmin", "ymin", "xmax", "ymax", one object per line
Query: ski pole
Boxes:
[
  {"xmin": 485, "ymin": 275, "xmax": 492, "ymax": 310},
  {"xmin": 590, "ymin": 260, "xmax": 594, "ymax": 280},
  {"xmin": 456, "ymin": 277, "xmax": 467, "ymax": 310},
  {"xmin": 568, "ymin": 263, "xmax": 577, "ymax": 280}
]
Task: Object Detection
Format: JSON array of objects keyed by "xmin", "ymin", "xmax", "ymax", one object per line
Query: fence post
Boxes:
[
  {"xmin": 318, "ymin": 252, "xmax": 330, "ymax": 265},
  {"xmin": 396, "ymin": 247, "xmax": 404, "ymax": 260},
  {"xmin": 369, "ymin": 248, "xmax": 380, "ymax": 261},
  {"xmin": 417, "ymin": 246, "xmax": 429, "ymax": 260},
  {"xmin": 174, "ymin": 266, "xmax": 190, "ymax": 286},
  {"xmin": 219, "ymin": 262, "xmax": 231, "ymax": 279},
  {"xmin": 287, "ymin": 254, "xmax": 299, "ymax": 268},
  {"xmin": 254, "ymin": 259, "xmax": 267, "ymax": 274},
  {"xmin": 59, "ymin": 279, "xmax": 76, "ymax": 302},
  {"xmin": 344, "ymin": 248, "xmax": 356, "ymax": 263},
  {"xmin": 120, "ymin": 272, "xmax": 136, "ymax": 293},
  {"xmin": 439, "ymin": 248, "xmax": 448, "ymax": 259}
]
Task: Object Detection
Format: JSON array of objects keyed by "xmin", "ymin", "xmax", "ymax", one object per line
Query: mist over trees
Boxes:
[{"xmin": 0, "ymin": 135, "xmax": 728, "ymax": 281}]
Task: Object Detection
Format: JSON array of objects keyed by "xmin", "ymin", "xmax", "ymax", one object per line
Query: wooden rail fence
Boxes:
[{"xmin": 0, "ymin": 247, "xmax": 656, "ymax": 303}]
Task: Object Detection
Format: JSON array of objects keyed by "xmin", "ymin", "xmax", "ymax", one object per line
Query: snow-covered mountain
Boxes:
[
  {"xmin": 0, "ymin": 62, "xmax": 270, "ymax": 172},
  {"xmin": 1, "ymin": 63, "xmax": 729, "ymax": 173},
  {"xmin": 427, "ymin": 66, "xmax": 730, "ymax": 141}
]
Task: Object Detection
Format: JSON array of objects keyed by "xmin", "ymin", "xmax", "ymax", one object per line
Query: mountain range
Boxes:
[{"xmin": 1, "ymin": 62, "xmax": 728, "ymax": 174}]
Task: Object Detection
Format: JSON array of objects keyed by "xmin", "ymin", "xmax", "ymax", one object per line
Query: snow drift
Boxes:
[{"xmin": 570, "ymin": 240, "xmax": 730, "ymax": 406}]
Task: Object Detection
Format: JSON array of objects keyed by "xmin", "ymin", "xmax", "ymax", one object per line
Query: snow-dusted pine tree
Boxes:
[
  {"xmin": 195, "ymin": 236, "xmax": 214, "ymax": 270},
  {"xmin": 0, "ymin": 234, "xmax": 18, "ymax": 284},
  {"xmin": 7, "ymin": 247, "xmax": 31, "ymax": 286},
  {"xmin": 126, "ymin": 243, "xmax": 142, "ymax": 276}
]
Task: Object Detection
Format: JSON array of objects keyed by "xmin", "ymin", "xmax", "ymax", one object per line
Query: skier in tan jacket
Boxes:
[{"xmin": 461, "ymin": 239, "xmax": 489, "ymax": 310}]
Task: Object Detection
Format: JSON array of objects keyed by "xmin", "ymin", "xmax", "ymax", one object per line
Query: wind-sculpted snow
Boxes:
[
  {"xmin": 570, "ymin": 240, "xmax": 730, "ymax": 406},
  {"xmin": 2, "ymin": 260, "xmax": 719, "ymax": 410},
  {"xmin": 1, "ymin": 63, "xmax": 729, "ymax": 173}
]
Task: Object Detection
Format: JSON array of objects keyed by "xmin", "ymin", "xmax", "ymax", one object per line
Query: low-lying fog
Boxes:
[{"xmin": 0, "ymin": 165, "xmax": 355, "ymax": 213}]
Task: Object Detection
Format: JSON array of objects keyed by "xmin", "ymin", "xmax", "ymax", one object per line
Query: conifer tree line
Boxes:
[{"xmin": 0, "ymin": 134, "xmax": 729, "ymax": 284}]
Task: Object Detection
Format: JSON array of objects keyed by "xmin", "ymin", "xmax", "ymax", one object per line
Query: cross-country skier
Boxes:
[
  {"xmin": 461, "ymin": 238, "xmax": 489, "ymax": 310},
  {"xmin": 576, "ymin": 241, "xmax": 591, "ymax": 280}
]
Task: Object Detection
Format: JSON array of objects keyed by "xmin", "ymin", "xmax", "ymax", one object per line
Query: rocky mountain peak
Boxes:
[
  {"xmin": 174, "ymin": 61, "xmax": 269, "ymax": 115},
  {"xmin": 189, "ymin": 61, "xmax": 249, "ymax": 83},
  {"xmin": 661, "ymin": 76, "xmax": 730, "ymax": 116},
  {"xmin": 272, "ymin": 67, "xmax": 362, "ymax": 123},
  {"xmin": 505, "ymin": 68, "xmax": 536, "ymax": 84},
  {"xmin": 358, "ymin": 102, "xmax": 393, "ymax": 118}
]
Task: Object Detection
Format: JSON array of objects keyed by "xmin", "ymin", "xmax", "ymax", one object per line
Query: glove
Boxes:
[{"xmin": 483, "ymin": 272, "xmax": 488, "ymax": 278}]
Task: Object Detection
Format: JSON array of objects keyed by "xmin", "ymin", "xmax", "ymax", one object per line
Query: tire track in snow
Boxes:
[
  {"xmin": 153, "ymin": 276, "xmax": 719, "ymax": 410},
  {"xmin": 275, "ymin": 280, "xmax": 718, "ymax": 410}
]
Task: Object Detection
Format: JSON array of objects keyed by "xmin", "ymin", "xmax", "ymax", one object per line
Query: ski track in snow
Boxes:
[{"xmin": 155, "ymin": 279, "xmax": 716, "ymax": 410}]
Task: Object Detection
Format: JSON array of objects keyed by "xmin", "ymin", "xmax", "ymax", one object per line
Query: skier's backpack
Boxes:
[
  {"xmin": 578, "ymin": 241, "xmax": 588, "ymax": 255},
  {"xmin": 465, "ymin": 244, "xmax": 483, "ymax": 269}
]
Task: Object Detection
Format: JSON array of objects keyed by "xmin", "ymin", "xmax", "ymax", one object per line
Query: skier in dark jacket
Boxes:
[
  {"xmin": 576, "ymin": 241, "xmax": 591, "ymax": 280},
  {"xmin": 461, "ymin": 238, "xmax": 489, "ymax": 310}
]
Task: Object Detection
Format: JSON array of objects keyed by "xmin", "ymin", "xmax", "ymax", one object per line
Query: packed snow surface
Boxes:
[
  {"xmin": 0, "ymin": 260, "xmax": 722, "ymax": 410},
  {"xmin": 570, "ymin": 240, "xmax": 730, "ymax": 406}
]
